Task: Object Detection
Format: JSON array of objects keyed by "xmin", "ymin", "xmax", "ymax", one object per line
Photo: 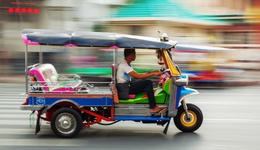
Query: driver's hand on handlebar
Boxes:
[{"xmin": 150, "ymin": 70, "xmax": 163, "ymax": 76}]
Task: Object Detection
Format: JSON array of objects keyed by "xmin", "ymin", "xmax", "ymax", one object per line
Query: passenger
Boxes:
[{"xmin": 116, "ymin": 48, "xmax": 167, "ymax": 114}]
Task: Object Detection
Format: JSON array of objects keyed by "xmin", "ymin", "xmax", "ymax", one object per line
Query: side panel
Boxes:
[
  {"xmin": 118, "ymin": 89, "xmax": 167, "ymax": 104},
  {"xmin": 114, "ymin": 116, "xmax": 170, "ymax": 121},
  {"xmin": 28, "ymin": 94, "xmax": 113, "ymax": 107}
]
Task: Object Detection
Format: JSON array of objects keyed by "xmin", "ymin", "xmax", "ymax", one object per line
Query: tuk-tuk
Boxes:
[{"xmin": 20, "ymin": 29, "xmax": 203, "ymax": 138}]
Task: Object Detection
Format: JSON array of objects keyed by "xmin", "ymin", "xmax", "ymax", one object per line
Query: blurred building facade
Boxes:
[{"xmin": 0, "ymin": 0, "xmax": 259, "ymax": 75}]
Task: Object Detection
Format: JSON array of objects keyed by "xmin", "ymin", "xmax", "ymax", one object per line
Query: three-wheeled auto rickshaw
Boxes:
[{"xmin": 20, "ymin": 29, "xmax": 203, "ymax": 138}]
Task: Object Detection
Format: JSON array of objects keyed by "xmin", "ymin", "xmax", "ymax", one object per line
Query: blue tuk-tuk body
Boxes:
[{"xmin": 21, "ymin": 29, "xmax": 203, "ymax": 138}]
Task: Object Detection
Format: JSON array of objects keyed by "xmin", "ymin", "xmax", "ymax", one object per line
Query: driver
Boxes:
[{"xmin": 116, "ymin": 48, "xmax": 167, "ymax": 114}]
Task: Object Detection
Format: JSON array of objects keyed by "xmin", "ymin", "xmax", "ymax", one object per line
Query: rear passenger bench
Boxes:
[{"xmin": 28, "ymin": 63, "xmax": 82, "ymax": 94}]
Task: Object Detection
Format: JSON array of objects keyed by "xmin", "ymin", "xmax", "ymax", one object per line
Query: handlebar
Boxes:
[{"xmin": 158, "ymin": 69, "xmax": 188, "ymax": 87}]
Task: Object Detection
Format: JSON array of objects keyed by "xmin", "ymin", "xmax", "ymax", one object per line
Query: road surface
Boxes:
[{"xmin": 0, "ymin": 83, "xmax": 259, "ymax": 150}]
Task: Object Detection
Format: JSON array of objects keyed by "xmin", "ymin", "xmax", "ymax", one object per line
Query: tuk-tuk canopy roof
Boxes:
[
  {"xmin": 175, "ymin": 44, "xmax": 230, "ymax": 53},
  {"xmin": 22, "ymin": 29, "xmax": 178, "ymax": 49}
]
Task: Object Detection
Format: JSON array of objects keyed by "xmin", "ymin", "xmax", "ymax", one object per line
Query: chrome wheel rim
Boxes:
[{"xmin": 55, "ymin": 113, "xmax": 77, "ymax": 135}]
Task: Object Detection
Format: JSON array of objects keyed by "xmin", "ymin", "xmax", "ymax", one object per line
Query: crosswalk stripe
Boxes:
[
  {"xmin": 0, "ymin": 119, "xmax": 35, "ymax": 125},
  {"xmin": 0, "ymin": 139, "xmax": 84, "ymax": 146},
  {"xmin": 0, "ymin": 106, "xmax": 20, "ymax": 109},
  {"xmin": 0, "ymin": 102, "xmax": 23, "ymax": 105},
  {"xmin": 0, "ymin": 114, "xmax": 33, "ymax": 119},
  {"xmin": 0, "ymin": 99, "xmax": 23, "ymax": 101},
  {"xmin": 0, "ymin": 93, "xmax": 25, "ymax": 96},
  {"xmin": 0, "ymin": 108, "xmax": 30, "ymax": 113},
  {"xmin": 0, "ymin": 128, "xmax": 46, "ymax": 134}
]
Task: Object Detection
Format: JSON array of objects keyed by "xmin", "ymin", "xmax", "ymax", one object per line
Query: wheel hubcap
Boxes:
[
  {"xmin": 180, "ymin": 111, "xmax": 197, "ymax": 127},
  {"xmin": 55, "ymin": 113, "xmax": 77, "ymax": 134},
  {"xmin": 61, "ymin": 120, "xmax": 70, "ymax": 129}
]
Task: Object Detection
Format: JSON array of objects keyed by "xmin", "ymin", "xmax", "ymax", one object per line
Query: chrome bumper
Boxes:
[{"xmin": 20, "ymin": 105, "xmax": 44, "ymax": 111}]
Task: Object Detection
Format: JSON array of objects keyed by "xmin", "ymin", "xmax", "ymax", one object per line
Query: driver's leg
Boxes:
[{"xmin": 129, "ymin": 79, "xmax": 156, "ymax": 108}]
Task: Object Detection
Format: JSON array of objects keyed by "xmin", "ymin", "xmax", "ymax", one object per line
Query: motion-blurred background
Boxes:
[{"xmin": 0, "ymin": 0, "xmax": 260, "ymax": 86}]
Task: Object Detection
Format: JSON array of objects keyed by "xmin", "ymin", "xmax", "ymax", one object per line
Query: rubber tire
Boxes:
[
  {"xmin": 174, "ymin": 103, "xmax": 203, "ymax": 132},
  {"xmin": 51, "ymin": 107, "xmax": 82, "ymax": 138}
]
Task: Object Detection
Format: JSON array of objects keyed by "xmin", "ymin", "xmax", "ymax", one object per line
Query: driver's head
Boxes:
[{"xmin": 124, "ymin": 48, "xmax": 136, "ymax": 61}]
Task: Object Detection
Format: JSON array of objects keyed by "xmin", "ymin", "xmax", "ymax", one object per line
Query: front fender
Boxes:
[
  {"xmin": 180, "ymin": 87, "xmax": 199, "ymax": 102},
  {"xmin": 168, "ymin": 85, "xmax": 199, "ymax": 117}
]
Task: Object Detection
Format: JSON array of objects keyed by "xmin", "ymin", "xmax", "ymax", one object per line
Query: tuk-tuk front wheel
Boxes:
[
  {"xmin": 51, "ymin": 107, "xmax": 82, "ymax": 138},
  {"xmin": 174, "ymin": 103, "xmax": 203, "ymax": 132}
]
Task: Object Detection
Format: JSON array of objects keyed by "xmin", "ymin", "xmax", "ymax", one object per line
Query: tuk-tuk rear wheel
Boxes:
[
  {"xmin": 174, "ymin": 103, "xmax": 203, "ymax": 132},
  {"xmin": 51, "ymin": 107, "xmax": 82, "ymax": 138}
]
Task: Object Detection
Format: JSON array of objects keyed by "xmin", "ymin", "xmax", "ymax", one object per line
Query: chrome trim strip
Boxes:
[{"xmin": 20, "ymin": 105, "xmax": 44, "ymax": 111}]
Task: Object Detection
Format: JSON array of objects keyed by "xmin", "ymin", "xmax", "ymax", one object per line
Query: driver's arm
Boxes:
[{"xmin": 128, "ymin": 70, "xmax": 162, "ymax": 79}]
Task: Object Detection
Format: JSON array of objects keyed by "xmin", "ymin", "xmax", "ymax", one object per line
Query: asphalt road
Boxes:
[{"xmin": 0, "ymin": 83, "xmax": 260, "ymax": 150}]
